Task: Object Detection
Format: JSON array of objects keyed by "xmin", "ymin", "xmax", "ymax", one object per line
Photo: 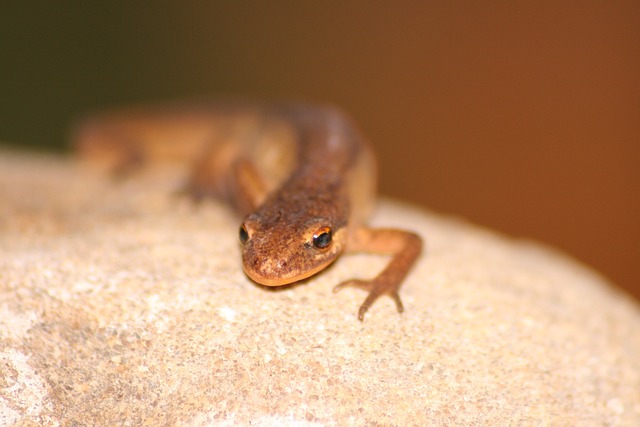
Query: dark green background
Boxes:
[{"xmin": 1, "ymin": 3, "xmax": 257, "ymax": 149}]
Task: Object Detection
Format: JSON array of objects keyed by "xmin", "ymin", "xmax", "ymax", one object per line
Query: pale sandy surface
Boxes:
[{"xmin": 1, "ymin": 149, "xmax": 639, "ymax": 426}]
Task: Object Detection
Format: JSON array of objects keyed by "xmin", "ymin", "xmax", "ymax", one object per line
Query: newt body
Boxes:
[{"xmin": 75, "ymin": 101, "xmax": 422, "ymax": 320}]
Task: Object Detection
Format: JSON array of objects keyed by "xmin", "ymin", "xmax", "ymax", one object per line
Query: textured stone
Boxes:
[{"xmin": 1, "ymin": 149, "xmax": 639, "ymax": 426}]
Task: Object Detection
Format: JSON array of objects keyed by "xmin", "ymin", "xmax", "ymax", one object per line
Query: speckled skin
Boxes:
[{"xmin": 74, "ymin": 101, "xmax": 422, "ymax": 320}]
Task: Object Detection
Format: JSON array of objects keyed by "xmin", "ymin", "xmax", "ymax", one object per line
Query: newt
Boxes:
[{"xmin": 74, "ymin": 101, "xmax": 423, "ymax": 320}]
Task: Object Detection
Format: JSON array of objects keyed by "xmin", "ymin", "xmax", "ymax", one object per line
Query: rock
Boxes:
[{"xmin": 1, "ymin": 149, "xmax": 639, "ymax": 426}]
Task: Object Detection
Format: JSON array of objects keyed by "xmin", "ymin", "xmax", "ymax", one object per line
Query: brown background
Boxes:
[{"xmin": 1, "ymin": 3, "xmax": 638, "ymax": 301}]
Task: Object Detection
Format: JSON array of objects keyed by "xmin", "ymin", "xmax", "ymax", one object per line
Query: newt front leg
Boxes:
[{"xmin": 334, "ymin": 228, "xmax": 423, "ymax": 321}]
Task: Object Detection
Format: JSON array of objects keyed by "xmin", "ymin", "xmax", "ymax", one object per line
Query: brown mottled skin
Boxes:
[{"xmin": 74, "ymin": 101, "xmax": 422, "ymax": 320}]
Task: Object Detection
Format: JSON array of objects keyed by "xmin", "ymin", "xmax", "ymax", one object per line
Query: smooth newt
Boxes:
[{"xmin": 74, "ymin": 101, "xmax": 423, "ymax": 320}]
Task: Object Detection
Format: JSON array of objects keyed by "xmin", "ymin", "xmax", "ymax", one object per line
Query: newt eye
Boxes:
[
  {"xmin": 239, "ymin": 224, "xmax": 249, "ymax": 244},
  {"xmin": 312, "ymin": 226, "xmax": 332, "ymax": 250}
]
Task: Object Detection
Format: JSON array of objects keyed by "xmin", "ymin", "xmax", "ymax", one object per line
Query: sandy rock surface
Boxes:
[{"xmin": 1, "ymin": 149, "xmax": 639, "ymax": 426}]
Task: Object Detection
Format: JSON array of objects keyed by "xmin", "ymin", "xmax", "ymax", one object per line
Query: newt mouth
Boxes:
[{"xmin": 242, "ymin": 258, "xmax": 335, "ymax": 287}]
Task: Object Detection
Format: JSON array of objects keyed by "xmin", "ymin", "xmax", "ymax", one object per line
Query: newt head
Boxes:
[{"xmin": 238, "ymin": 212, "xmax": 347, "ymax": 286}]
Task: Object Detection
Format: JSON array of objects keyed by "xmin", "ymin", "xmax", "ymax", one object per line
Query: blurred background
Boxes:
[{"xmin": 1, "ymin": 2, "xmax": 638, "ymax": 301}]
